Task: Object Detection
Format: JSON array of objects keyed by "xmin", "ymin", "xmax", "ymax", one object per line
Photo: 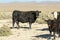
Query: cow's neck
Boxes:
[{"xmin": 34, "ymin": 13, "xmax": 37, "ymax": 20}]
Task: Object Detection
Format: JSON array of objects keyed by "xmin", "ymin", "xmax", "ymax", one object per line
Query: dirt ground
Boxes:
[{"xmin": 0, "ymin": 19, "xmax": 60, "ymax": 40}]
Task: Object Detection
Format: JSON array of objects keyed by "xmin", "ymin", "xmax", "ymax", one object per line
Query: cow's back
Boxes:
[{"xmin": 12, "ymin": 10, "xmax": 37, "ymax": 23}]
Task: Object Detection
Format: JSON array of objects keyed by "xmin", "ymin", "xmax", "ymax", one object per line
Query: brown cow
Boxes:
[{"xmin": 42, "ymin": 12, "xmax": 60, "ymax": 40}]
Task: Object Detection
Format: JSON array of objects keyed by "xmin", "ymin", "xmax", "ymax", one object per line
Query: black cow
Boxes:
[{"xmin": 12, "ymin": 10, "xmax": 41, "ymax": 29}]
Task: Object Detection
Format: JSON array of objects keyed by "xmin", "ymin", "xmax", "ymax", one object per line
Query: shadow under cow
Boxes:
[
  {"xmin": 10, "ymin": 27, "xmax": 17, "ymax": 29},
  {"xmin": 34, "ymin": 34, "xmax": 50, "ymax": 39},
  {"xmin": 36, "ymin": 28, "xmax": 49, "ymax": 31},
  {"xmin": 10, "ymin": 26, "xmax": 29, "ymax": 29}
]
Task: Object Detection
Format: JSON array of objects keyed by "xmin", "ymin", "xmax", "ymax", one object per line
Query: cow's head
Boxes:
[
  {"xmin": 51, "ymin": 12, "xmax": 58, "ymax": 20},
  {"xmin": 35, "ymin": 10, "xmax": 41, "ymax": 17}
]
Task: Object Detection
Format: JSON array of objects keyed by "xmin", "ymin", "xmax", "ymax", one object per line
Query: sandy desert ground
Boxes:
[
  {"xmin": 0, "ymin": 19, "xmax": 60, "ymax": 40},
  {"xmin": 0, "ymin": 1, "xmax": 60, "ymax": 40}
]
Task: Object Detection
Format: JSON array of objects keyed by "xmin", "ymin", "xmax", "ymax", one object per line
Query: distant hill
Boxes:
[{"xmin": 0, "ymin": 1, "xmax": 60, "ymax": 12}]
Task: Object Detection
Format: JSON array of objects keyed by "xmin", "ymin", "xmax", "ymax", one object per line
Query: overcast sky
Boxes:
[{"xmin": 0, "ymin": 0, "xmax": 60, "ymax": 3}]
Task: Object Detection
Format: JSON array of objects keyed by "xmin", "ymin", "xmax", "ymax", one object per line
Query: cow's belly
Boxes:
[
  {"xmin": 18, "ymin": 18, "xmax": 28, "ymax": 23},
  {"xmin": 19, "ymin": 20, "xmax": 28, "ymax": 23}
]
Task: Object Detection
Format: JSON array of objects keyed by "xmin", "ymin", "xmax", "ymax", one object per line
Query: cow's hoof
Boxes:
[
  {"xmin": 58, "ymin": 35, "xmax": 60, "ymax": 37},
  {"xmin": 29, "ymin": 28, "xmax": 31, "ymax": 29},
  {"xmin": 17, "ymin": 27, "xmax": 20, "ymax": 29},
  {"xmin": 52, "ymin": 38, "xmax": 55, "ymax": 40},
  {"xmin": 11, "ymin": 27, "xmax": 14, "ymax": 29}
]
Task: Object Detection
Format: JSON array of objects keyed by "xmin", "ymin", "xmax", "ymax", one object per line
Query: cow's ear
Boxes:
[
  {"xmin": 32, "ymin": 13, "xmax": 34, "ymax": 14},
  {"xmin": 39, "ymin": 11, "xmax": 41, "ymax": 13},
  {"xmin": 51, "ymin": 12, "xmax": 54, "ymax": 14},
  {"xmin": 36, "ymin": 10, "xmax": 41, "ymax": 13}
]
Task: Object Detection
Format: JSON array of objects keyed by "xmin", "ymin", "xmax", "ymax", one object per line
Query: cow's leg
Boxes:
[
  {"xmin": 12, "ymin": 20, "xmax": 15, "ymax": 29},
  {"xmin": 16, "ymin": 21, "xmax": 20, "ymax": 29},
  {"xmin": 52, "ymin": 31, "xmax": 55, "ymax": 40},
  {"xmin": 49, "ymin": 28, "xmax": 52, "ymax": 35},
  {"xmin": 29, "ymin": 22, "xmax": 32, "ymax": 29},
  {"xmin": 58, "ymin": 31, "xmax": 60, "ymax": 37},
  {"xmin": 48, "ymin": 26, "xmax": 52, "ymax": 40},
  {"xmin": 29, "ymin": 18, "xmax": 32, "ymax": 29},
  {"xmin": 58, "ymin": 23, "xmax": 60, "ymax": 37},
  {"xmin": 48, "ymin": 31, "xmax": 52, "ymax": 40},
  {"xmin": 54, "ymin": 32, "xmax": 55, "ymax": 40},
  {"xmin": 58, "ymin": 29, "xmax": 60, "ymax": 37}
]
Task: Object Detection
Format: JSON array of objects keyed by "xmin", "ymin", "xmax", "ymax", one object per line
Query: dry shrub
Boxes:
[{"xmin": 0, "ymin": 25, "xmax": 12, "ymax": 36}]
